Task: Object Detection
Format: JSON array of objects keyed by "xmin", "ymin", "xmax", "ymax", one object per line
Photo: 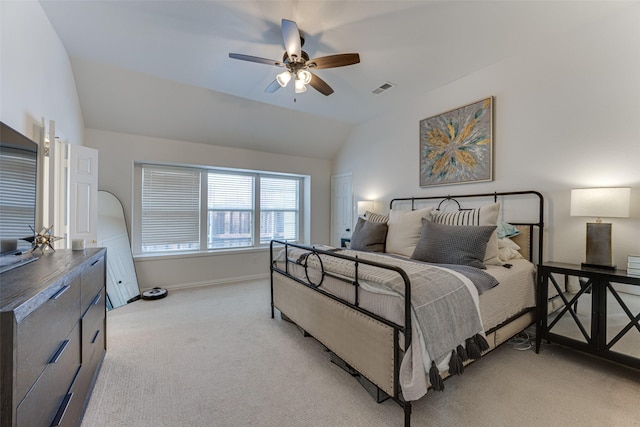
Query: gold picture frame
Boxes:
[{"xmin": 419, "ymin": 97, "xmax": 493, "ymax": 187}]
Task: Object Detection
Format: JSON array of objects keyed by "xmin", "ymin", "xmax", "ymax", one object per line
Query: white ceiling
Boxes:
[{"xmin": 39, "ymin": 1, "xmax": 633, "ymax": 159}]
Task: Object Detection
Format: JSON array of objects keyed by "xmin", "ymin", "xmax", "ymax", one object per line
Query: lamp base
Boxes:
[
  {"xmin": 585, "ymin": 222, "xmax": 613, "ymax": 269},
  {"xmin": 581, "ymin": 262, "xmax": 616, "ymax": 270}
]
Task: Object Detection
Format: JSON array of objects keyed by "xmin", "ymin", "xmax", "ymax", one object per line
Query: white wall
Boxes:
[
  {"xmin": 0, "ymin": 0, "xmax": 84, "ymax": 144},
  {"xmin": 334, "ymin": 5, "xmax": 640, "ymax": 268},
  {"xmin": 85, "ymin": 128, "xmax": 332, "ymax": 290}
]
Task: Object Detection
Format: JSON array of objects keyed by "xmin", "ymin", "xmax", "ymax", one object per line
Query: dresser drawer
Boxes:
[
  {"xmin": 16, "ymin": 276, "xmax": 81, "ymax": 401},
  {"xmin": 16, "ymin": 323, "xmax": 81, "ymax": 427},
  {"xmin": 81, "ymin": 257, "xmax": 105, "ymax": 314},
  {"xmin": 82, "ymin": 288, "xmax": 106, "ymax": 366}
]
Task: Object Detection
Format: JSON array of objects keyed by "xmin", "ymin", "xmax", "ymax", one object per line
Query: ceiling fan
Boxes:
[{"xmin": 228, "ymin": 19, "xmax": 360, "ymax": 96}]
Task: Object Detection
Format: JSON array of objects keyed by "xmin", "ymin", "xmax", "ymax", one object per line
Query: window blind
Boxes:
[
  {"xmin": 260, "ymin": 176, "xmax": 299, "ymax": 244},
  {"xmin": 141, "ymin": 165, "xmax": 200, "ymax": 252},
  {"xmin": 207, "ymin": 173, "xmax": 254, "ymax": 249}
]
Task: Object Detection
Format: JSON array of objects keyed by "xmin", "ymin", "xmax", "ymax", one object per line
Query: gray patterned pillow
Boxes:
[
  {"xmin": 350, "ymin": 217, "xmax": 388, "ymax": 252},
  {"xmin": 430, "ymin": 202, "xmax": 501, "ymax": 266},
  {"xmin": 411, "ymin": 221, "xmax": 496, "ymax": 269}
]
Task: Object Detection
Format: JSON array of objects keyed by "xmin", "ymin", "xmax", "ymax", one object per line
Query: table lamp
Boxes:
[
  {"xmin": 570, "ymin": 187, "xmax": 630, "ymax": 269},
  {"xmin": 357, "ymin": 200, "xmax": 374, "ymax": 217}
]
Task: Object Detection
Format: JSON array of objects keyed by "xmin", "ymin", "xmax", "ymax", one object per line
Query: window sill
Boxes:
[{"xmin": 133, "ymin": 246, "xmax": 269, "ymax": 262}]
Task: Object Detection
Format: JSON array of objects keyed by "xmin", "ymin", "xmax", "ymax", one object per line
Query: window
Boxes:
[
  {"xmin": 135, "ymin": 163, "xmax": 304, "ymax": 255},
  {"xmin": 140, "ymin": 165, "xmax": 201, "ymax": 252},
  {"xmin": 260, "ymin": 177, "xmax": 299, "ymax": 244},
  {"xmin": 207, "ymin": 173, "xmax": 254, "ymax": 249}
]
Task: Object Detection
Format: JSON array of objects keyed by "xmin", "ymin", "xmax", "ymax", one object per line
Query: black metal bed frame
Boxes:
[{"xmin": 270, "ymin": 190, "xmax": 544, "ymax": 427}]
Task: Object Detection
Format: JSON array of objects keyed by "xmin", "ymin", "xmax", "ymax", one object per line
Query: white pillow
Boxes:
[
  {"xmin": 385, "ymin": 207, "xmax": 433, "ymax": 257},
  {"xmin": 430, "ymin": 202, "xmax": 502, "ymax": 266},
  {"xmin": 498, "ymin": 237, "xmax": 524, "ymax": 261}
]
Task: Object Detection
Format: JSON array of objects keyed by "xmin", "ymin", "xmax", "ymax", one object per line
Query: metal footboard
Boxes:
[{"xmin": 270, "ymin": 240, "xmax": 413, "ymax": 426}]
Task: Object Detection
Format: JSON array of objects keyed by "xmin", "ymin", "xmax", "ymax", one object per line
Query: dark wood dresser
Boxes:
[{"xmin": 0, "ymin": 248, "xmax": 107, "ymax": 427}]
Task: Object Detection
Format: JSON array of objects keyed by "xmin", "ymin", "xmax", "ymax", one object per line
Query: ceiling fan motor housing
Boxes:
[{"xmin": 283, "ymin": 50, "xmax": 310, "ymax": 66}]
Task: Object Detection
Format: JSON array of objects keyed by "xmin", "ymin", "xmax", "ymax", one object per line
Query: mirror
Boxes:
[{"xmin": 97, "ymin": 191, "xmax": 141, "ymax": 309}]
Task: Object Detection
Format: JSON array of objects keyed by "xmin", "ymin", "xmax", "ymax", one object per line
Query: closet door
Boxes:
[{"xmin": 331, "ymin": 173, "xmax": 353, "ymax": 247}]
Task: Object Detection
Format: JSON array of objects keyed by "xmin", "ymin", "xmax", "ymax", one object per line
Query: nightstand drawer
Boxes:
[
  {"xmin": 81, "ymin": 257, "xmax": 105, "ymax": 314},
  {"xmin": 16, "ymin": 275, "xmax": 81, "ymax": 401},
  {"xmin": 16, "ymin": 323, "xmax": 81, "ymax": 427}
]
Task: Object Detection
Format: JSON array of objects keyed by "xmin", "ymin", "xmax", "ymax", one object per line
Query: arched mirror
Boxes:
[{"xmin": 97, "ymin": 191, "xmax": 141, "ymax": 309}]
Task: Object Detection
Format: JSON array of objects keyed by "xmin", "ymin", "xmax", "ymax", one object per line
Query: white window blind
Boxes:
[
  {"xmin": 260, "ymin": 177, "xmax": 299, "ymax": 244},
  {"xmin": 0, "ymin": 147, "xmax": 38, "ymax": 240},
  {"xmin": 141, "ymin": 165, "xmax": 200, "ymax": 252},
  {"xmin": 135, "ymin": 163, "xmax": 304, "ymax": 254},
  {"xmin": 207, "ymin": 173, "xmax": 254, "ymax": 249}
]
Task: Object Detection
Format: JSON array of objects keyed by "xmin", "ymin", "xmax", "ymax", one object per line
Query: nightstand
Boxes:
[
  {"xmin": 536, "ymin": 262, "xmax": 640, "ymax": 370},
  {"xmin": 340, "ymin": 238, "xmax": 351, "ymax": 248}
]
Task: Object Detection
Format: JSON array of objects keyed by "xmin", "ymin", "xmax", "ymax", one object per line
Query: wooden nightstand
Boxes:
[{"xmin": 536, "ymin": 262, "xmax": 640, "ymax": 370}]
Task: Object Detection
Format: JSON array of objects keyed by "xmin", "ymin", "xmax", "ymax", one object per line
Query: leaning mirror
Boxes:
[{"xmin": 97, "ymin": 191, "xmax": 141, "ymax": 309}]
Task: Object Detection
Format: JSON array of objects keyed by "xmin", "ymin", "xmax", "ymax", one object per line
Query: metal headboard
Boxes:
[{"xmin": 390, "ymin": 190, "xmax": 544, "ymax": 266}]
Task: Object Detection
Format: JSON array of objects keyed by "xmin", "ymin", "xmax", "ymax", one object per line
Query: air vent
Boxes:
[{"xmin": 372, "ymin": 82, "xmax": 396, "ymax": 95}]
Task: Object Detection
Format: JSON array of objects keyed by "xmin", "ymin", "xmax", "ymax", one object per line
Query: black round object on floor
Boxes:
[{"xmin": 141, "ymin": 287, "xmax": 168, "ymax": 300}]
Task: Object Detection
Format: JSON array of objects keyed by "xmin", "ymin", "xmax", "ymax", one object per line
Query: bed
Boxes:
[{"xmin": 269, "ymin": 191, "xmax": 544, "ymax": 427}]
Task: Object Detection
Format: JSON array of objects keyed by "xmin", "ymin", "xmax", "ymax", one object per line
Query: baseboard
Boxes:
[{"xmin": 139, "ymin": 273, "xmax": 269, "ymax": 292}]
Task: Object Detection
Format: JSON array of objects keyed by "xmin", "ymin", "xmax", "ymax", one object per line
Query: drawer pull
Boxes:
[
  {"xmin": 51, "ymin": 392, "xmax": 73, "ymax": 427},
  {"xmin": 49, "ymin": 340, "xmax": 70, "ymax": 364},
  {"xmin": 91, "ymin": 293, "xmax": 102, "ymax": 306},
  {"xmin": 50, "ymin": 284, "xmax": 70, "ymax": 300},
  {"xmin": 91, "ymin": 329, "xmax": 101, "ymax": 344},
  {"xmin": 91, "ymin": 259, "xmax": 100, "ymax": 266}
]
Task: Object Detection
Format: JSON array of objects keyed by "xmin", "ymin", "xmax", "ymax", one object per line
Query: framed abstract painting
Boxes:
[{"xmin": 419, "ymin": 97, "xmax": 493, "ymax": 187}]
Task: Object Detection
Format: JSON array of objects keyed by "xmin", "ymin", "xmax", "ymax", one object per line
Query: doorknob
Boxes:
[{"xmin": 345, "ymin": 228, "xmax": 350, "ymax": 232}]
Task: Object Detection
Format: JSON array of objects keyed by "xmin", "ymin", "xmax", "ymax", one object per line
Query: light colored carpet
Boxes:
[{"xmin": 82, "ymin": 279, "xmax": 640, "ymax": 427}]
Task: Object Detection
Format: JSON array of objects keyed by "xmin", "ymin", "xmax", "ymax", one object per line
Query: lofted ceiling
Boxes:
[{"xmin": 39, "ymin": 1, "xmax": 632, "ymax": 159}]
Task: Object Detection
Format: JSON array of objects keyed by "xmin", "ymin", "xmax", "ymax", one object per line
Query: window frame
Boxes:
[{"xmin": 132, "ymin": 162, "xmax": 305, "ymax": 257}]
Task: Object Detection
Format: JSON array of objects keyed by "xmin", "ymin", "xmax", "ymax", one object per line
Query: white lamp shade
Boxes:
[
  {"xmin": 294, "ymin": 78, "xmax": 307, "ymax": 93},
  {"xmin": 276, "ymin": 71, "xmax": 292, "ymax": 87},
  {"xmin": 357, "ymin": 200, "xmax": 374, "ymax": 216},
  {"xmin": 297, "ymin": 70, "xmax": 312, "ymax": 84},
  {"xmin": 570, "ymin": 187, "xmax": 631, "ymax": 218}
]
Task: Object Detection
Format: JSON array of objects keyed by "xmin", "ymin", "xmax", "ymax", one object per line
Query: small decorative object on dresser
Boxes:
[
  {"xmin": 0, "ymin": 248, "xmax": 107, "ymax": 427},
  {"xmin": 629, "ymin": 254, "xmax": 640, "ymax": 277}
]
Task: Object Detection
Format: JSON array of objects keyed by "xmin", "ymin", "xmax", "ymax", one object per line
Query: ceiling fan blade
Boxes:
[
  {"xmin": 281, "ymin": 19, "xmax": 302, "ymax": 62},
  {"xmin": 265, "ymin": 79, "xmax": 282, "ymax": 93},
  {"xmin": 307, "ymin": 53, "xmax": 360, "ymax": 69},
  {"xmin": 308, "ymin": 73, "xmax": 334, "ymax": 96},
  {"xmin": 229, "ymin": 53, "xmax": 284, "ymax": 67}
]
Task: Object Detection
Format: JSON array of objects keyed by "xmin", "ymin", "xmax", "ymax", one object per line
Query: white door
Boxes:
[
  {"xmin": 331, "ymin": 173, "xmax": 353, "ymax": 247},
  {"xmin": 68, "ymin": 145, "xmax": 99, "ymax": 247}
]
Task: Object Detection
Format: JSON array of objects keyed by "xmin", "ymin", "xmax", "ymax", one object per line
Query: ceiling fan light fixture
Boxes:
[
  {"xmin": 297, "ymin": 70, "xmax": 312, "ymax": 85},
  {"xmin": 294, "ymin": 78, "xmax": 307, "ymax": 93},
  {"xmin": 276, "ymin": 71, "xmax": 292, "ymax": 87}
]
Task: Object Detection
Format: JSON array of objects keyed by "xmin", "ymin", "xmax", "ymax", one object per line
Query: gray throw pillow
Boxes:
[
  {"xmin": 350, "ymin": 217, "xmax": 388, "ymax": 252},
  {"xmin": 411, "ymin": 221, "xmax": 496, "ymax": 269}
]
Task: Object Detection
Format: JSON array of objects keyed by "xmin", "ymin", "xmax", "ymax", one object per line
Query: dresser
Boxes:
[{"xmin": 0, "ymin": 248, "xmax": 107, "ymax": 427}]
